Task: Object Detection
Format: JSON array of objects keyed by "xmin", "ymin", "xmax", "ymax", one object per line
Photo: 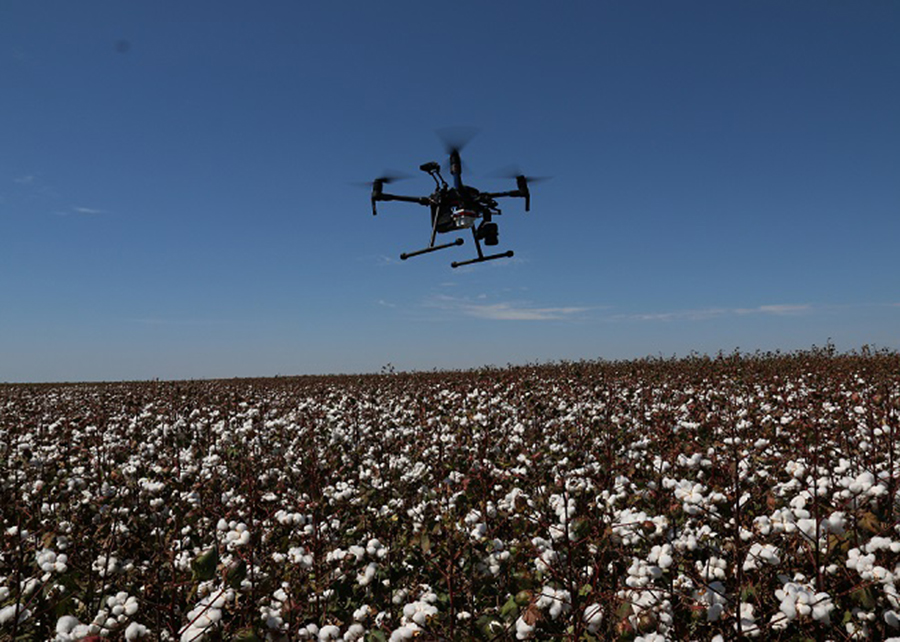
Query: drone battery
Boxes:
[{"xmin": 451, "ymin": 209, "xmax": 476, "ymax": 229}]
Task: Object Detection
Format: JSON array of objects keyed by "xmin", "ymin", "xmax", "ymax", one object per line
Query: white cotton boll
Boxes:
[
  {"xmin": 885, "ymin": 610, "xmax": 900, "ymax": 629},
  {"xmin": 850, "ymin": 472, "xmax": 875, "ymax": 494},
  {"xmin": 125, "ymin": 596, "xmax": 140, "ymax": 616},
  {"xmin": 125, "ymin": 622, "xmax": 150, "ymax": 640},
  {"xmin": 515, "ymin": 615, "xmax": 535, "ymax": 639},
  {"xmin": 812, "ymin": 593, "xmax": 835, "ymax": 623},
  {"xmin": 744, "ymin": 543, "xmax": 780, "ymax": 570},
  {"xmin": 797, "ymin": 518, "xmax": 818, "ymax": 540},
  {"xmin": 402, "ymin": 600, "xmax": 437, "ymax": 626},
  {"xmin": 193, "ymin": 613, "xmax": 214, "ymax": 629},
  {"xmin": 693, "ymin": 581, "xmax": 727, "ymax": 622},
  {"xmin": 357, "ymin": 562, "xmax": 378, "ymax": 587},
  {"xmin": 388, "ymin": 624, "xmax": 420, "ymax": 642},
  {"xmin": 0, "ymin": 604, "xmax": 31, "ymax": 625},
  {"xmin": 21, "ymin": 577, "xmax": 42, "ymax": 597},
  {"xmin": 778, "ymin": 596, "xmax": 796, "ymax": 621},
  {"xmin": 736, "ymin": 602, "xmax": 760, "ymax": 637},
  {"xmin": 535, "ymin": 586, "xmax": 570, "ymax": 620},
  {"xmin": 826, "ymin": 511, "xmax": 846, "ymax": 534},
  {"xmin": 298, "ymin": 623, "xmax": 320, "ymax": 639},
  {"xmin": 319, "ymin": 624, "xmax": 341, "ymax": 641},
  {"xmin": 344, "ymin": 623, "xmax": 366, "ymax": 641},
  {"xmin": 288, "ymin": 546, "xmax": 314, "ymax": 569},
  {"xmin": 785, "ymin": 460, "xmax": 807, "ymax": 479},
  {"xmin": 869, "ymin": 483, "xmax": 888, "ymax": 497},
  {"xmin": 56, "ymin": 614, "xmax": 81, "ymax": 634},
  {"xmin": 180, "ymin": 625, "xmax": 205, "ymax": 642},
  {"xmin": 753, "ymin": 515, "xmax": 773, "ymax": 536},
  {"xmin": 366, "ymin": 538, "xmax": 387, "ymax": 558},
  {"xmin": 649, "ymin": 544, "xmax": 673, "ymax": 569},
  {"xmin": 583, "ymin": 603, "xmax": 603, "ymax": 633}
]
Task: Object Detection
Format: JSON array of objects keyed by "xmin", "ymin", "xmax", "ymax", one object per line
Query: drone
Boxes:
[{"xmin": 368, "ymin": 135, "xmax": 540, "ymax": 268}]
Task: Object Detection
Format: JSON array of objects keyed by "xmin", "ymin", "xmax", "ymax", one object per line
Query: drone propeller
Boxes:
[
  {"xmin": 486, "ymin": 164, "xmax": 552, "ymax": 185},
  {"xmin": 355, "ymin": 171, "xmax": 412, "ymax": 216},
  {"xmin": 436, "ymin": 126, "xmax": 479, "ymax": 180},
  {"xmin": 352, "ymin": 170, "xmax": 411, "ymax": 189},
  {"xmin": 436, "ymin": 126, "xmax": 479, "ymax": 155},
  {"xmin": 486, "ymin": 165, "xmax": 550, "ymax": 212}
]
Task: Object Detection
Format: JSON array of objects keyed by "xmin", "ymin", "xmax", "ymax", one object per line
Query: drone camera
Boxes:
[
  {"xmin": 477, "ymin": 222, "xmax": 500, "ymax": 246},
  {"xmin": 419, "ymin": 161, "xmax": 440, "ymax": 173}
]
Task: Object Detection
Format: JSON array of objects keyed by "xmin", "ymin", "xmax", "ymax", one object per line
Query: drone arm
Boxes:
[
  {"xmin": 371, "ymin": 192, "xmax": 430, "ymax": 215},
  {"xmin": 482, "ymin": 189, "xmax": 530, "ymax": 211}
]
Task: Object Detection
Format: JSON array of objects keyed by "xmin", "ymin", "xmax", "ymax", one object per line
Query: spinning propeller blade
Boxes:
[
  {"xmin": 436, "ymin": 126, "xmax": 479, "ymax": 155},
  {"xmin": 436, "ymin": 127, "xmax": 479, "ymax": 180},
  {"xmin": 356, "ymin": 171, "xmax": 412, "ymax": 216},
  {"xmin": 352, "ymin": 170, "xmax": 411, "ymax": 188},
  {"xmin": 485, "ymin": 165, "xmax": 550, "ymax": 212},
  {"xmin": 486, "ymin": 164, "xmax": 552, "ymax": 185}
]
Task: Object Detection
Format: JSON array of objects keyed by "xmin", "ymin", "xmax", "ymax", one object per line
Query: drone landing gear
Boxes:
[
  {"xmin": 451, "ymin": 250, "xmax": 514, "ymax": 268},
  {"xmin": 451, "ymin": 225, "xmax": 514, "ymax": 268},
  {"xmin": 400, "ymin": 237, "xmax": 464, "ymax": 261}
]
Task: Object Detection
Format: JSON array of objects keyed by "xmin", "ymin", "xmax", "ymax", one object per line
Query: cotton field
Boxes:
[{"xmin": 2, "ymin": 350, "xmax": 900, "ymax": 641}]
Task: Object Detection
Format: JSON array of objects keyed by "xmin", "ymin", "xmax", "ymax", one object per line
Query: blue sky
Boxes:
[{"xmin": 2, "ymin": 1, "xmax": 898, "ymax": 382}]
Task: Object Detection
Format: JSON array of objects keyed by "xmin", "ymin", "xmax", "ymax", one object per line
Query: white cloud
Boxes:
[
  {"xmin": 622, "ymin": 304, "xmax": 812, "ymax": 322},
  {"xmin": 73, "ymin": 206, "xmax": 104, "ymax": 215},
  {"xmin": 13, "ymin": 175, "xmax": 35, "ymax": 184},
  {"xmin": 427, "ymin": 295, "xmax": 590, "ymax": 321},
  {"xmin": 743, "ymin": 304, "xmax": 810, "ymax": 315}
]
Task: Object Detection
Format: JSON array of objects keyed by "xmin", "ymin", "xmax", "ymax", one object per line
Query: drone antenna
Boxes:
[{"xmin": 420, "ymin": 161, "xmax": 446, "ymax": 189}]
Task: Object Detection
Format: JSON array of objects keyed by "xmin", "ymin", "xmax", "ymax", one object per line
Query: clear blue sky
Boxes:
[{"xmin": 2, "ymin": 1, "xmax": 898, "ymax": 382}]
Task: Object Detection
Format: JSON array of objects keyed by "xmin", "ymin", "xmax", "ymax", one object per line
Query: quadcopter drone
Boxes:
[{"xmin": 368, "ymin": 136, "xmax": 539, "ymax": 268}]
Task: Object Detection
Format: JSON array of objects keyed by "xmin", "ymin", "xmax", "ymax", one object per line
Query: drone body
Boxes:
[{"xmin": 369, "ymin": 141, "xmax": 537, "ymax": 268}]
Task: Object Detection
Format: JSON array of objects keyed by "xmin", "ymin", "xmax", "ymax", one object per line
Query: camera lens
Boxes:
[{"xmin": 479, "ymin": 222, "xmax": 499, "ymax": 246}]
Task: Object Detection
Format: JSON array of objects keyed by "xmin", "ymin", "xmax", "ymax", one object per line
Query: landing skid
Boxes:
[
  {"xmin": 400, "ymin": 238, "xmax": 464, "ymax": 260},
  {"xmin": 452, "ymin": 250, "xmax": 514, "ymax": 268}
]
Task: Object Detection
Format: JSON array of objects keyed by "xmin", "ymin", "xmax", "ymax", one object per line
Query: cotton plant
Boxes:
[
  {"xmin": 51, "ymin": 593, "xmax": 147, "ymax": 641},
  {"xmin": 180, "ymin": 585, "xmax": 236, "ymax": 641},
  {"xmin": 4, "ymin": 353, "xmax": 900, "ymax": 639},
  {"xmin": 769, "ymin": 581, "xmax": 835, "ymax": 628}
]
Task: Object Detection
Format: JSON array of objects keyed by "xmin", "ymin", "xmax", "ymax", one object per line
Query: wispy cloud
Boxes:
[
  {"xmin": 358, "ymin": 254, "xmax": 401, "ymax": 266},
  {"xmin": 749, "ymin": 304, "xmax": 810, "ymax": 315},
  {"xmin": 54, "ymin": 206, "xmax": 108, "ymax": 217},
  {"xmin": 13, "ymin": 175, "xmax": 36, "ymax": 185},
  {"xmin": 426, "ymin": 295, "xmax": 591, "ymax": 321},
  {"xmin": 620, "ymin": 304, "xmax": 812, "ymax": 322},
  {"xmin": 126, "ymin": 316, "xmax": 229, "ymax": 327}
]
